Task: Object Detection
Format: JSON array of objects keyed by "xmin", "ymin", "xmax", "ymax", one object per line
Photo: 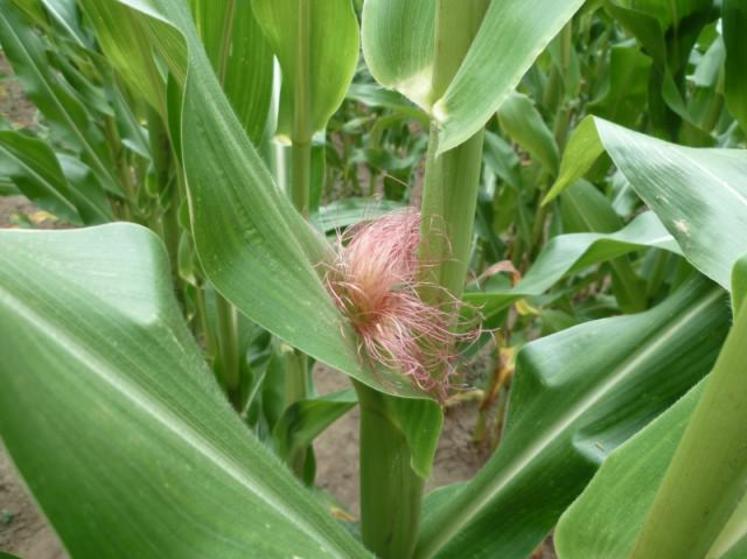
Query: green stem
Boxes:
[
  {"xmin": 356, "ymin": 382, "xmax": 424, "ymax": 559},
  {"xmin": 419, "ymin": 124, "xmax": 485, "ymax": 304},
  {"xmin": 146, "ymin": 108, "xmax": 181, "ymax": 293},
  {"xmin": 418, "ymin": 0, "xmax": 489, "ymax": 305},
  {"xmin": 215, "ymin": 294, "xmax": 241, "ymax": 409},
  {"xmin": 291, "ymin": 140, "xmax": 311, "ymax": 216},
  {"xmin": 283, "ymin": 347, "xmax": 309, "ymax": 477},
  {"xmin": 104, "ymin": 116, "xmax": 136, "ymax": 221},
  {"xmin": 291, "ymin": 0, "xmax": 312, "ymax": 217},
  {"xmin": 279, "ymin": 0, "xmax": 314, "ymax": 478},
  {"xmin": 629, "ymin": 297, "xmax": 747, "ymax": 559},
  {"xmin": 208, "ymin": 6, "xmax": 243, "ymax": 410},
  {"xmin": 357, "ymin": 4, "xmax": 489, "ymax": 558}
]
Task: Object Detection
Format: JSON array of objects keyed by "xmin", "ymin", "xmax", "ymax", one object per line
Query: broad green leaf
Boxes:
[
  {"xmin": 497, "ymin": 92, "xmax": 559, "ymax": 174},
  {"xmin": 39, "ymin": 0, "xmax": 89, "ymax": 48},
  {"xmin": 724, "ymin": 0, "xmax": 747, "ymax": 134},
  {"xmin": 556, "ymin": 382, "xmax": 747, "ymax": 559},
  {"xmin": 0, "ymin": 0, "xmax": 119, "ymax": 192},
  {"xmin": 555, "ymin": 381, "xmax": 705, "ymax": 559},
  {"xmin": 361, "ymin": 0, "xmax": 436, "ymax": 109},
  {"xmin": 710, "ymin": 496, "xmax": 747, "ymax": 559},
  {"xmin": 273, "ymin": 389, "xmax": 357, "ymax": 464},
  {"xmin": 557, "ymin": 257, "xmax": 747, "ymax": 559},
  {"xmin": 465, "ymin": 211, "xmax": 679, "ymax": 320},
  {"xmin": 361, "ymin": 0, "xmax": 584, "ymax": 153},
  {"xmin": 100, "ymin": 0, "xmax": 427, "ymax": 399},
  {"xmin": 587, "ymin": 43, "xmax": 652, "ymax": 128},
  {"xmin": 0, "ymin": 129, "xmax": 111, "ymax": 224},
  {"xmin": 606, "ymin": 0, "xmax": 712, "ymax": 72},
  {"xmin": 560, "ymin": 180, "xmax": 647, "ymax": 312},
  {"xmin": 629, "ymin": 282, "xmax": 747, "ymax": 558},
  {"xmin": 434, "ymin": 0, "xmax": 586, "ymax": 153},
  {"xmin": 416, "ymin": 278, "xmax": 729, "ymax": 559},
  {"xmin": 252, "ymin": 0, "xmax": 359, "ymax": 139},
  {"xmin": 77, "ymin": 0, "xmax": 166, "ymax": 112},
  {"xmin": 545, "ymin": 117, "xmax": 747, "ymax": 289},
  {"xmin": 346, "ymin": 82, "xmax": 427, "ymax": 122},
  {"xmin": 311, "ymin": 197, "xmax": 404, "ymax": 233},
  {"xmin": 0, "ymin": 225, "xmax": 369, "ymax": 558},
  {"xmin": 190, "ymin": 0, "xmax": 273, "ymax": 144},
  {"xmin": 97, "ymin": 0, "xmax": 442, "ymax": 488},
  {"xmin": 604, "ymin": 0, "xmax": 715, "ymax": 139}
]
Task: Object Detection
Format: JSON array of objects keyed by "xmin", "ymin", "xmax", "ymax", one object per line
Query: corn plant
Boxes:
[{"xmin": 0, "ymin": 1, "xmax": 746, "ymax": 558}]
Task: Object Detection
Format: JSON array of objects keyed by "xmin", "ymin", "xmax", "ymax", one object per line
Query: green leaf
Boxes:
[
  {"xmin": 465, "ymin": 211, "xmax": 679, "ymax": 320},
  {"xmin": 545, "ymin": 117, "xmax": 747, "ymax": 289},
  {"xmin": 0, "ymin": 0, "xmax": 119, "ymax": 192},
  {"xmin": 560, "ymin": 180, "xmax": 647, "ymax": 312},
  {"xmin": 628, "ymin": 276, "xmax": 747, "ymax": 558},
  {"xmin": 710, "ymin": 496, "xmax": 747, "ymax": 559},
  {"xmin": 416, "ymin": 278, "xmax": 729, "ymax": 559},
  {"xmin": 101, "ymin": 0, "xmax": 425, "ymax": 398},
  {"xmin": 0, "ymin": 129, "xmax": 111, "ymax": 224},
  {"xmin": 434, "ymin": 0, "xmax": 586, "ymax": 153},
  {"xmin": 497, "ymin": 92, "xmax": 559, "ymax": 174},
  {"xmin": 556, "ymin": 258, "xmax": 747, "ymax": 559},
  {"xmin": 604, "ymin": 0, "xmax": 715, "ymax": 139},
  {"xmin": 0, "ymin": 225, "xmax": 369, "ymax": 558},
  {"xmin": 311, "ymin": 197, "xmax": 405, "ymax": 233},
  {"xmin": 77, "ymin": 0, "xmax": 166, "ymax": 112},
  {"xmin": 361, "ymin": 0, "xmax": 436, "ymax": 110},
  {"xmin": 40, "ymin": 0, "xmax": 89, "ymax": 47},
  {"xmin": 724, "ymin": 0, "xmax": 747, "ymax": 134},
  {"xmin": 346, "ymin": 82, "xmax": 427, "ymax": 122},
  {"xmin": 273, "ymin": 389, "xmax": 357, "ymax": 465},
  {"xmin": 362, "ymin": 0, "xmax": 585, "ymax": 153},
  {"xmin": 190, "ymin": 0, "xmax": 273, "ymax": 144},
  {"xmin": 556, "ymin": 382, "xmax": 747, "ymax": 559},
  {"xmin": 587, "ymin": 43, "xmax": 652, "ymax": 128},
  {"xmin": 252, "ymin": 0, "xmax": 359, "ymax": 139},
  {"xmin": 555, "ymin": 380, "xmax": 705, "ymax": 559}
]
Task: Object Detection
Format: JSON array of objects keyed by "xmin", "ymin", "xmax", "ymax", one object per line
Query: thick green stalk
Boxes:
[
  {"xmin": 419, "ymin": 0, "xmax": 489, "ymax": 304},
  {"xmin": 356, "ymin": 382, "xmax": 424, "ymax": 559},
  {"xmin": 146, "ymin": 107, "xmax": 180, "ymax": 281},
  {"xmin": 215, "ymin": 294, "xmax": 241, "ymax": 408},
  {"xmin": 208, "ymin": 5, "xmax": 242, "ymax": 411},
  {"xmin": 357, "ymin": 3, "xmax": 489, "ymax": 558},
  {"xmin": 291, "ymin": 140, "xmax": 311, "ymax": 216},
  {"xmin": 283, "ymin": 346, "xmax": 309, "ymax": 477},
  {"xmin": 280, "ymin": 0, "xmax": 313, "ymax": 476},
  {"xmin": 419, "ymin": 125, "xmax": 485, "ymax": 303},
  {"xmin": 629, "ymin": 297, "xmax": 747, "ymax": 559},
  {"xmin": 291, "ymin": 0, "xmax": 312, "ymax": 217}
]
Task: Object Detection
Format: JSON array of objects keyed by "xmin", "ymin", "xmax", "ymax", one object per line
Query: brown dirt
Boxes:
[{"xmin": 0, "ymin": 52, "xmax": 36, "ymax": 129}]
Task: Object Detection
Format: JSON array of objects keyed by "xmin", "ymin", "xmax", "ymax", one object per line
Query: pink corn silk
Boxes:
[{"xmin": 323, "ymin": 209, "xmax": 478, "ymax": 399}]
